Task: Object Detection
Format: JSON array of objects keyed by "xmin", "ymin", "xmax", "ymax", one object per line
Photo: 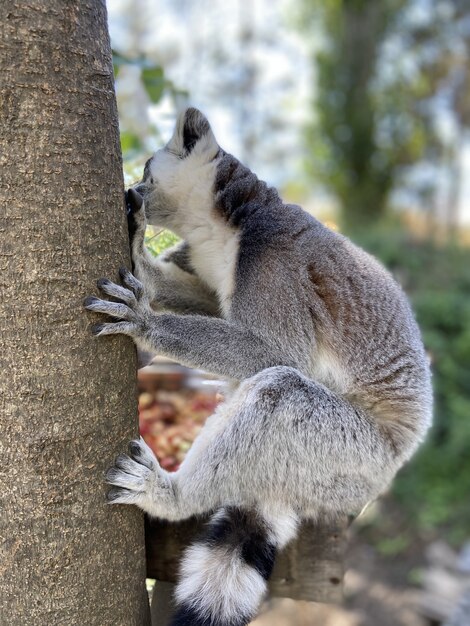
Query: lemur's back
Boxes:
[{"xmin": 233, "ymin": 203, "xmax": 432, "ymax": 453}]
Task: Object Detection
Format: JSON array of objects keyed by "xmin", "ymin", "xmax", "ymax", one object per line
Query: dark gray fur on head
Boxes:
[{"xmin": 214, "ymin": 152, "xmax": 281, "ymax": 226}]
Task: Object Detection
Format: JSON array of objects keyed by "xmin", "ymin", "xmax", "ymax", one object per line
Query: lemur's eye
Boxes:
[{"xmin": 150, "ymin": 177, "xmax": 154, "ymax": 184}]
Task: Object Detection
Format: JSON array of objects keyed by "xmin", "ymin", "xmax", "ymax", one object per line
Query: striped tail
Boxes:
[{"xmin": 169, "ymin": 507, "xmax": 298, "ymax": 626}]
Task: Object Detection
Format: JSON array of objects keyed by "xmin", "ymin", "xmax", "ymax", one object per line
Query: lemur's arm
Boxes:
[
  {"xmin": 85, "ymin": 191, "xmax": 301, "ymax": 379},
  {"xmin": 85, "ymin": 268, "xmax": 295, "ymax": 381},
  {"xmin": 134, "ymin": 240, "xmax": 219, "ymax": 317},
  {"xmin": 128, "ymin": 189, "xmax": 219, "ymax": 317}
]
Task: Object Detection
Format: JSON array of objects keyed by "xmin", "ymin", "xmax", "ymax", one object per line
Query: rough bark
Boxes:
[{"xmin": 0, "ymin": 2, "xmax": 150, "ymax": 625}]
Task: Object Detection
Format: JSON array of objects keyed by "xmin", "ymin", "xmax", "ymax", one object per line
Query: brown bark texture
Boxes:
[{"xmin": 0, "ymin": 2, "xmax": 150, "ymax": 624}]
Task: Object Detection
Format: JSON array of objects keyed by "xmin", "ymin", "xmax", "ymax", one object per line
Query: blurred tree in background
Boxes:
[{"xmin": 300, "ymin": 0, "xmax": 470, "ymax": 233}]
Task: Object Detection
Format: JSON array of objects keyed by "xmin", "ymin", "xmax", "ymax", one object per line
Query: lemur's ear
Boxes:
[
  {"xmin": 182, "ymin": 108, "xmax": 210, "ymax": 152},
  {"xmin": 168, "ymin": 107, "xmax": 218, "ymax": 158}
]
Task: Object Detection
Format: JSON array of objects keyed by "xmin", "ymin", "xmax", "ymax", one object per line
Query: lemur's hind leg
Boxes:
[{"xmin": 107, "ymin": 366, "xmax": 404, "ymax": 521}]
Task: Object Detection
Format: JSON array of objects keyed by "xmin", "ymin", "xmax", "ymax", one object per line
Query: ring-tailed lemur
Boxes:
[{"xmin": 84, "ymin": 108, "xmax": 432, "ymax": 626}]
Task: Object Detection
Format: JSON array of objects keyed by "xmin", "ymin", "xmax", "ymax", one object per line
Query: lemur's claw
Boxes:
[
  {"xmin": 85, "ymin": 270, "xmax": 148, "ymax": 341},
  {"xmin": 129, "ymin": 438, "xmax": 156, "ymax": 469},
  {"xmin": 83, "ymin": 295, "xmax": 98, "ymax": 308},
  {"xmin": 106, "ymin": 486, "xmax": 134, "ymax": 503},
  {"xmin": 126, "ymin": 187, "xmax": 144, "ymax": 214},
  {"xmin": 96, "ymin": 278, "xmax": 111, "ymax": 290},
  {"xmin": 119, "ymin": 267, "xmax": 144, "ymax": 298},
  {"xmin": 118, "ymin": 266, "xmax": 128, "ymax": 280}
]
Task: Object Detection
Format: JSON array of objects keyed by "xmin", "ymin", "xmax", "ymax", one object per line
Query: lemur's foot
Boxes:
[
  {"xmin": 84, "ymin": 267, "xmax": 153, "ymax": 339},
  {"xmin": 106, "ymin": 437, "xmax": 173, "ymax": 509}
]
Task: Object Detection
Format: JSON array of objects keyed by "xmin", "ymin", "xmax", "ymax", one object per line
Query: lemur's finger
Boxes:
[
  {"xmin": 113, "ymin": 452, "xmax": 153, "ymax": 477},
  {"xmin": 96, "ymin": 278, "xmax": 137, "ymax": 305},
  {"xmin": 114, "ymin": 453, "xmax": 138, "ymax": 473},
  {"xmin": 84, "ymin": 296, "xmax": 136, "ymax": 321},
  {"xmin": 105, "ymin": 467, "xmax": 146, "ymax": 491},
  {"xmin": 106, "ymin": 486, "xmax": 140, "ymax": 505},
  {"xmin": 129, "ymin": 437, "xmax": 158, "ymax": 470},
  {"xmin": 91, "ymin": 321, "xmax": 136, "ymax": 337},
  {"xmin": 119, "ymin": 267, "xmax": 144, "ymax": 298},
  {"xmin": 110, "ymin": 454, "xmax": 152, "ymax": 479}
]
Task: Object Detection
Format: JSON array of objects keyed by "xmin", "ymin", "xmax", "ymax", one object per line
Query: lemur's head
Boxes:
[{"xmin": 133, "ymin": 107, "xmax": 220, "ymax": 235}]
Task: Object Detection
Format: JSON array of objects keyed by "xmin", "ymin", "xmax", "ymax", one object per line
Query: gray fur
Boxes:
[
  {"xmin": 162, "ymin": 241, "xmax": 195, "ymax": 275},
  {"xmin": 85, "ymin": 107, "xmax": 432, "ymax": 626}
]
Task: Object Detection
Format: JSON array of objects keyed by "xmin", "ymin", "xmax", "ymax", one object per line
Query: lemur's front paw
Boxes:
[
  {"xmin": 126, "ymin": 188, "xmax": 147, "ymax": 244},
  {"xmin": 84, "ymin": 267, "xmax": 152, "ymax": 339},
  {"xmin": 106, "ymin": 437, "xmax": 172, "ymax": 510}
]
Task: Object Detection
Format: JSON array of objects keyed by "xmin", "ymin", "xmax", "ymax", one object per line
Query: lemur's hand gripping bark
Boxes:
[{"xmin": 83, "ymin": 267, "xmax": 155, "ymax": 339}]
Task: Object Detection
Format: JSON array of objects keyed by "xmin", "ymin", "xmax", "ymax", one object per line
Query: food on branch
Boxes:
[{"xmin": 138, "ymin": 359, "xmax": 224, "ymax": 472}]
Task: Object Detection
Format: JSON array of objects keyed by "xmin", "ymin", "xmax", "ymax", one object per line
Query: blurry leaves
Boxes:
[
  {"xmin": 407, "ymin": 567, "xmax": 424, "ymax": 586},
  {"xmin": 112, "ymin": 49, "xmax": 184, "ymax": 105},
  {"xmin": 375, "ymin": 534, "xmax": 410, "ymax": 557},
  {"xmin": 111, "ymin": 48, "xmax": 187, "ymax": 172},
  {"xmin": 141, "ymin": 66, "xmax": 165, "ymax": 103},
  {"xmin": 120, "ymin": 130, "xmax": 143, "ymax": 154},
  {"xmin": 300, "ymin": 0, "xmax": 401, "ymax": 228},
  {"xmin": 112, "ymin": 50, "xmax": 129, "ymax": 78}
]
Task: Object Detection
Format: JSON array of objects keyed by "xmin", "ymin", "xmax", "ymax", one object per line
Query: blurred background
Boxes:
[{"xmin": 108, "ymin": 1, "xmax": 470, "ymax": 624}]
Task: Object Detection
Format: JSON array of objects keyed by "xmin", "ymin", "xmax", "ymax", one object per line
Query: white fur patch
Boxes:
[
  {"xmin": 150, "ymin": 149, "xmax": 240, "ymax": 317},
  {"xmin": 144, "ymin": 115, "xmax": 240, "ymax": 317},
  {"xmin": 188, "ymin": 223, "xmax": 240, "ymax": 317},
  {"xmin": 175, "ymin": 543, "xmax": 266, "ymax": 622},
  {"xmin": 174, "ymin": 155, "xmax": 239, "ymax": 317},
  {"xmin": 312, "ymin": 344, "xmax": 352, "ymax": 396},
  {"xmin": 261, "ymin": 508, "xmax": 300, "ymax": 548}
]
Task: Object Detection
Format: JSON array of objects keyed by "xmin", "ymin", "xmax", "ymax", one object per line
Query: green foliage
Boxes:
[
  {"xmin": 407, "ymin": 567, "xmax": 424, "ymax": 586},
  {"xmin": 141, "ymin": 65, "xmax": 166, "ymax": 103},
  {"xmin": 375, "ymin": 533, "xmax": 410, "ymax": 557},
  {"xmin": 112, "ymin": 50, "xmax": 130, "ymax": 78},
  {"xmin": 112, "ymin": 50, "xmax": 186, "ymax": 105},
  {"xmin": 112, "ymin": 53, "xmax": 184, "ymax": 258},
  {"xmin": 120, "ymin": 130, "xmax": 143, "ymax": 155},
  {"xmin": 355, "ymin": 225, "xmax": 470, "ymax": 541},
  {"xmin": 144, "ymin": 227, "xmax": 180, "ymax": 257}
]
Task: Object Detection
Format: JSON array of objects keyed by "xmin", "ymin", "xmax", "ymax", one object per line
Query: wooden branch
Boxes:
[{"xmin": 145, "ymin": 515, "xmax": 349, "ymax": 604}]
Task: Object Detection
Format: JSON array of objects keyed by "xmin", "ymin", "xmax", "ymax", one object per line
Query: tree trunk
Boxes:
[{"xmin": 0, "ymin": 2, "xmax": 150, "ymax": 625}]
